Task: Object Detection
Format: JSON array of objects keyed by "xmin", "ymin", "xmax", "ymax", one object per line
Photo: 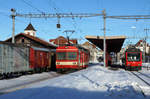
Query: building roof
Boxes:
[
  {"xmin": 5, "ymin": 33, "xmax": 56, "ymax": 48},
  {"xmin": 24, "ymin": 23, "xmax": 36, "ymax": 31},
  {"xmin": 135, "ymin": 40, "xmax": 143, "ymax": 46},
  {"xmin": 49, "ymin": 36, "xmax": 78, "ymax": 45},
  {"xmin": 135, "ymin": 39, "xmax": 149, "ymax": 46},
  {"xmin": 82, "ymin": 41, "xmax": 96, "ymax": 48},
  {"xmin": 85, "ymin": 35, "xmax": 126, "ymax": 53}
]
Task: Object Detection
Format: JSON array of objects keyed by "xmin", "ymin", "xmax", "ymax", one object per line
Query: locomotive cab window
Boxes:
[
  {"xmin": 57, "ymin": 52, "xmax": 77, "ymax": 60},
  {"xmin": 57, "ymin": 52, "xmax": 66, "ymax": 60},
  {"xmin": 127, "ymin": 53, "xmax": 140, "ymax": 61},
  {"xmin": 67, "ymin": 52, "xmax": 77, "ymax": 60}
]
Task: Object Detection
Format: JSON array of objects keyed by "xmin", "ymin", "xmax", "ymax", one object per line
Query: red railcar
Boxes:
[
  {"xmin": 30, "ymin": 47, "xmax": 52, "ymax": 72},
  {"xmin": 56, "ymin": 45, "xmax": 90, "ymax": 72},
  {"xmin": 124, "ymin": 47, "xmax": 142, "ymax": 70}
]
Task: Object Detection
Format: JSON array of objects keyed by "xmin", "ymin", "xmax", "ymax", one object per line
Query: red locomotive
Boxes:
[
  {"xmin": 124, "ymin": 46, "xmax": 142, "ymax": 70},
  {"xmin": 56, "ymin": 45, "xmax": 90, "ymax": 72}
]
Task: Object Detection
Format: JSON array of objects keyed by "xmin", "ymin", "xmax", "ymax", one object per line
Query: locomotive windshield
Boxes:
[
  {"xmin": 57, "ymin": 52, "xmax": 77, "ymax": 60},
  {"xmin": 127, "ymin": 52, "xmax": 140, "ymax": 62},
  {"xmin": 57, "ymin": 52, "xmax": 66, "ymax": 60},
  {"xmin": 67, "ymin": 52, "xmax": 77, "ymax": 60}
]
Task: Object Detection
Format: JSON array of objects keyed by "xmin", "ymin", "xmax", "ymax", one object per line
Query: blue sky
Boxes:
[{"xmin": 0, "ymin": 0, "xmax": 150, "ymax": 46}]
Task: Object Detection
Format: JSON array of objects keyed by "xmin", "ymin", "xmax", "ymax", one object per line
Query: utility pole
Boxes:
[
  {"xmin": 103, "ymin": 9, "xmax": 106, "ymax": 67},
  {"xmin": 11, "ymin": 8, "xmax": 16, "ymax": 43},
  {"xmin": 144, "ymin": 28, "xmax": 150, "ymax": 62}
]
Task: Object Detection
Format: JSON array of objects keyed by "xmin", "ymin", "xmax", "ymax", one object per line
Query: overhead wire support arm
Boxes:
[
  {"xmin": 15, "ymin": 12, "xmax": 102, "ymax": 29},
  {"xmin": 106, "ymin": 15, "xmax": 150, "ymax": 19},
  {"xmin": 127, "ymin": 36, "xmax": 150, "ymax": 39},
  {"xmin": 15, "ymin": 13, "xmax": 102, "ymax": 18}
]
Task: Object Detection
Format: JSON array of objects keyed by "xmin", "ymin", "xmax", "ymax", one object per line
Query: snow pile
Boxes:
[{"xmin": 0, "ymin": 64, "xmax": 149, "ymax": 99}]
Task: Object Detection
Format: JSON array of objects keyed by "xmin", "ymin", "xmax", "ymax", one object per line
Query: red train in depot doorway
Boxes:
[{"xmin": 56, "ymin": 45, "xmax": 90, "ymax": 72}]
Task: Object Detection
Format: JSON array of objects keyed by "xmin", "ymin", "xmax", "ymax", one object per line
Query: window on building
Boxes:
[{"xmin": 22, "ymin": 39, "xmax": 25, "ymax": 43}]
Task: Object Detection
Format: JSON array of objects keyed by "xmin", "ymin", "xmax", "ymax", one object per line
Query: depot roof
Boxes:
[{"xmin": 85, "ymin": 35, "xmax": 126, "ymax": 53}]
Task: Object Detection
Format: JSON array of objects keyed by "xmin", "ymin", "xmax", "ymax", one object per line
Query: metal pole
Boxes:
[
  {"xmin": 144, "ymin": 28, "xmax": 149, "ymax": 63},
  {"xmin": 144, "ymin": 30, "xmax": 147, "ymax": 63},
  {"xmin": 103, "ymin": 9, "xmax": 106, "ymax": 67},
  {"xmin": 11, "ymin": 8, "xmax": 16, "ymax": 43}
]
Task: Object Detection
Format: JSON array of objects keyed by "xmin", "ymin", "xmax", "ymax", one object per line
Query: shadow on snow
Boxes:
[{"xmin": 0, "ymin": 85, "xmax": 148, "ymax": 99}]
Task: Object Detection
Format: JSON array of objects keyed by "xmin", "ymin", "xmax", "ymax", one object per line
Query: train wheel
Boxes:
[
  {"xmin": 56, "ymin": 69, "xmax": 62, "ymax": 73},
  {"xmin": 125, "ymin": 66, "xmax": 127, "ymax": 70},
  {"xmin": 136, "ymin": 67, "xmax": 138, "ymax": 71},
  {"xmin": 8, "ymin": 73, "xmax": 13, "ymax": 78},
  {"xmin": 0, "ymin": 74, "xmax": 3, "ymax": 79},
  {"xmin": 34, "ymin": 68, "xmax": 39, "ymax": 73},
  {"xmin": 43, "ymin": 67, "xmax": 47, "ymax": 72},
  {"xmin": 140, "ymin": 67, "xmax": 142, "ymax": 70}
]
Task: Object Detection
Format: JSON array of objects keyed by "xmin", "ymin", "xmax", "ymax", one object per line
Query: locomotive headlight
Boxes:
[
  {"xmin": 73, "ymin": 62, "xmax": 76, "ymax": 65},
  {"xmin": 128, "ymin": 64, "xmax": 130, "ymax": 66},
  {"xmin": 57, "ymin": 62, "xmax": 60, "ymax": 65},
  {"xmin": 138, "ymin": 64, "xmax": 141, "ymax": 66}
]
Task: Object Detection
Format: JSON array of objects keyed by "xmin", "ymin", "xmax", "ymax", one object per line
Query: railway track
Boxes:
[
  {"xmin": 0, "ymin": 72, "xmax": 62, "ymax": 95},
  {"xmin": 130, "ymin": 71, "xmax": 150, "ymax": 97},
  {"xmin": 131, "ymin": 71, "xmax": 150, "ymax": 86}
]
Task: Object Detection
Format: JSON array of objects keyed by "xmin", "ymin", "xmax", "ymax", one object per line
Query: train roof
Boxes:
[
  {"xmin": 57, "ymin": 44, "xmax": 89, "ymax": 52},
  {"xmin": 31, "ymin": 46, "xmax": 50, "ymax": 52},
  {"xmin": 31, "ymin": 47, "xmax": 56, "ymax": 52},
  {"xmin": 125, "ymin": 47, "xmax": 141, "ymax": 52}
]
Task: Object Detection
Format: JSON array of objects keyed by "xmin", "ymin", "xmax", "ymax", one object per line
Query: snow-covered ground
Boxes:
[
  {"xmin": 0, "ymin": 72, "xmax": 59, "ymax": 92},
  {"xmin": 0, "ymin": 63, "xmax": 150, "ymax": 99},
  {"xmin": 143, "ymin": 63, "xmax": 150, "ymax": 70},
  {"xmin": 143, "ymin": 63, "xmax": 150, "ymax": 67}
]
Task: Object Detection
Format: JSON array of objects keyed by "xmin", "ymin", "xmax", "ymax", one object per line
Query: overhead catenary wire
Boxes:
[
  {"xmin": 106, "ymin": 15, "xmax": 150, "ymax": 19},
  {"xmin": 0, "ymin": 11, "xmax": 27, "ymax": 24},
  {"xmin": 47, "ymin": 0, "xmax": 100, "ymax": 42},
  {"xmin": 48, "ymin": 0, "xmax": 99, "ymax": 36},
  {"xmin": 21, "ymin": 0, "xmax": 45, "ymax": 14},
  {"xmin": 48, "ymin": 0, "xmax": 61, "ymax": 13},
  {"xmin": 0, "ymin": 12, "xmax": 10, "ymax": 17}
]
